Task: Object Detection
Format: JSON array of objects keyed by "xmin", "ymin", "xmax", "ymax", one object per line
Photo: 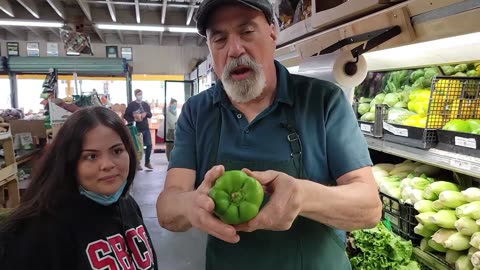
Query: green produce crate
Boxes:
[{"xmin": 379, "ymin": 192, "xmax": 422, "ymax": 244}]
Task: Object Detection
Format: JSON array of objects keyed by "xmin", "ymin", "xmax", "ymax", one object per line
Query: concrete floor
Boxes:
[{"xmin": 130, "ymin": 153, "xmax": 207, "ymax": 270}]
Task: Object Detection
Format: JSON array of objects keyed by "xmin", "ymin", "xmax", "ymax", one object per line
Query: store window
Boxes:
[
  {"xmin": 0, "ymin": 78, "xmax": 11, "ymax": 109},
  {"xmin": 132, "ymin": 80, "xmax": 165, "ymax": 107},
  {"xmin": 17, "ymin": 78, "xmax": 44, "ymax": 114},
  {"xmin": 80, "ymin": 79, "xmax": 128, "ymax": 105}
]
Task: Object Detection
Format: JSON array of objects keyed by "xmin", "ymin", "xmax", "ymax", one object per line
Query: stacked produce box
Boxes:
[{"xmin": 373, "ymin": 160, "xmax": 480, "ymax": 269}]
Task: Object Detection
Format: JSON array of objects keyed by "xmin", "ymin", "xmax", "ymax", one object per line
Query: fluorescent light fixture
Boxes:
[
  {"xmin": 168, "ymin": 27, "xmax": 198, "ymax": 33},
  {"xmin": 363, "ymin": 31, "xmax": 480, "ymax": 71},
  {"xmin": 0, "ymin": 19, "xmax": 63, "ymax": 28},
  {"xmin": 97, "ymin": 24, "xmax": 165, "ymax": 32},
  {"xmin": 96, "ymin": 23, "xmax": 197, "ymax": 33}
]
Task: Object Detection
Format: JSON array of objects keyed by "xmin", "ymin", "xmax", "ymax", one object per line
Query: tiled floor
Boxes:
[{"xmin": 130, "ymin": 153, "xmax": 206, "ymax": 270}]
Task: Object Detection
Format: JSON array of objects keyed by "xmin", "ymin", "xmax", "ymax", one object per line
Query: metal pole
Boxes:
[
  {"xmin": 9, "ymin": 72, "xmax": 18, "ymax": 108},
  {"xmin": 126, "ymin": 69, "xmax": 133, "ymax": 103}
]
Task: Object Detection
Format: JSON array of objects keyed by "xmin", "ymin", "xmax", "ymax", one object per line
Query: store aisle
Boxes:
[{"xmin": 130, "ymin": 153, "xmax": 207, "ymax": 270}]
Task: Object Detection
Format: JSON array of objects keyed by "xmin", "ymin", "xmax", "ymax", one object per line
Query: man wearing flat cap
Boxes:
[{"xmin": 156, "ymin": 1, "xmax": 382, "ymax": 269}]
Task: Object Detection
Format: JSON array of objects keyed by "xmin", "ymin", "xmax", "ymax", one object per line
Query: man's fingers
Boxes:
[
  {"xmin": 242, "ymin": 169, "xmax": 278, "ymax": 185},
  {"xmin": 196, "ymin": 194, "xmax": 215, "ymax": 213},
  {"xmin": 196, "ymin": 210, "xmax": 239, "ymax": 243},
  {"xmin": 198, "ymin": 165, "xmax": 225, "ymax": 193}
]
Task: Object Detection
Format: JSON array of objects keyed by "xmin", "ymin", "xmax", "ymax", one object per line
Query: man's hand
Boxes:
[
  {"xmin": 141, "ymin": 112, "xmax": 147, "ymax": 119},
  {"xmin": 235, "ymin": 169, "xmax": 303, "ymax": 232},
  {"xmin": 186, "ymin": 165, "xmax": 240, "ymax": 243}
]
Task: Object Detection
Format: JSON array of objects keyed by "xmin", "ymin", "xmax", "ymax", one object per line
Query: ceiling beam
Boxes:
[
  {"xmin": 49, "ymin": 27, "xmax": 60, "ymax": 39},
  {"xmin": 47, "ymin": 0, "xmax": 65, "ymax": 19},
  {"xmin": 159, "ymin": 32, "xmax": 163, "ymax": 45},
  {"xmin": 161, "ymin": 0, "xmax": 167, "ymax": 24},
  {"xmin": 2, "ymin": 26, "xmax": 24, "ymax": 40},
  {"xmin": 117, "ymin": 30, "xmax": 124, "ymax": 44},
  {"xmin": 28, "ymin": 27, "xmax": 48, "ymax": 41},
  {"xmin": 134, "ymin": 0, "xmax": 140, "ymax": 23},
  {"xmin": 16, "ymin": 0, "xmax": 39, "ymax": 18},
  {"xmin": 86, "ymin": 1, "xmax": 198, "ymax": 8},
  {"xmin": 105, "ymin": 0, "xmax": 116, "ymax": 22},
  {"xmin": 138, "ymin": 31, "xmax": 143, "ymax": 45},
  {"xmin": 93, "ymin": 26, "xmax": 105, "ymax": 43},
  {"xmin": 186, "ymin": 0, "xmax": 196, "ymax": 25},
  {"xmin": 76, "ymin": 0, "xmax": 92, "ymax": 22},
  {"xmin": 0, "ymin": 0, "xmax": 14, "ymax": 17},
  {"xmin": 179, "ymin": 33, "xmax": 186, "ymax": 46}
]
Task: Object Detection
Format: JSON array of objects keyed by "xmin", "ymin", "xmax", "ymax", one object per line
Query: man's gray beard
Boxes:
[{"xmin": 221, "ymin": 62, "xmax": 266, "ymax": 103}]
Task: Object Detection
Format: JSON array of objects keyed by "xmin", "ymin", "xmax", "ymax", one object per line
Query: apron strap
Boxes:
[{"xmin": 281, "ymin": 106, "xmax": 305, "ymax": 179}]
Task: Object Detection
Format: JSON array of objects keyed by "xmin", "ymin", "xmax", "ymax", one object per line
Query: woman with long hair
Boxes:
[{"xmin": 0, "ymin": 106, "xmax": 158, "ymax": 270}]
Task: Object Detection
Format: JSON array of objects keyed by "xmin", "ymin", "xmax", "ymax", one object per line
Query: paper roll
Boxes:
[{"xmin": 296, "ymin": 51, "xmax": 368, "ymax": 88}]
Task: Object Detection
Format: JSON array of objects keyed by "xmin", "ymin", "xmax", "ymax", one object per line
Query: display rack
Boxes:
[
  {"xmin": 366, "ymin": 136, "xmax": 480, "ymax": 178},
  {"xmin": 412, "ymin": 248, "xmax": 452, "ymax": 270},
  {"xmin": 0, "ymin": 131, "xmax": 19, "ymax": 208}
]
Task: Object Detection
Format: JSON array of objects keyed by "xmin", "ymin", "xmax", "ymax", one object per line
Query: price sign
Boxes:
[{"xmin": 455, "ymin": 137, "xmax": 477, "ymax": 149}]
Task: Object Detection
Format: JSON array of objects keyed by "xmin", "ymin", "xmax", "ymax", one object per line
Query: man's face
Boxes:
[{"xmin": 206, "ymin": 5, "xmax": 277, "ymax": 103}]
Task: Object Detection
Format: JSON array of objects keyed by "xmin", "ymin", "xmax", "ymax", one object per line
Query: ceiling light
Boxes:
[
  {"xmin": 168, "ymin": 27, "xmax": 197, "ymax": 33},
  {"xmin": 0, "ymin": 19, "xmax": 63, "ymax": 28},
  {"xmin": 363, "ymin": 32, "xmax": 480, "ymax": 71},
  {"xmin": 96, "ymin": 24, "xmax": 198, "ymax": 33},
  {"xmin": 97, "ymin": 24, "xmax": 165, "ymax": 32}
]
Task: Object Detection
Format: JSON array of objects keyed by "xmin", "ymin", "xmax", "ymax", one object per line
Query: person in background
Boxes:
[
  {"xmin": 156, "ymin": 0, "xmax": 382, "ymax": 269},
  {"xmin": 0, "ymin": 107, "xmax": 158, "ymax": 270},
  {"xmin": 124, "ymin": 89, "xmax": 153, "ymax": 170},
  {"xmin": 165, "ymin": 98, "xmax": 178, "ymax": 161}
]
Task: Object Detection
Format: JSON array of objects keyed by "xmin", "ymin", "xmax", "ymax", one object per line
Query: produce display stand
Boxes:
[
  {"xmin": 275, "ymin": 0, "xmax": 480, "ymax": 269},
  {"xmin": 0, "ymin": 131, "xmax": 19, "ymax": 209}
]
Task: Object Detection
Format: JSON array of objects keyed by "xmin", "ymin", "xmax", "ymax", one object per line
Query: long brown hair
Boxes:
[{"xmin": 0, "ymin": 106, "xmax": 138, "ymax": 232}]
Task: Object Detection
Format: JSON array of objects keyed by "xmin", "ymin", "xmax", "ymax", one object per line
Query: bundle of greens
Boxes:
[{"xmin": 348, "ymin": 222, "xmax": 422, "ymax": 270}]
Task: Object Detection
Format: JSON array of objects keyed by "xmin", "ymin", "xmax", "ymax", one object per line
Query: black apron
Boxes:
[{"xmin": 205, "ymin": 104, "xmax": 352, "ymax": 270}]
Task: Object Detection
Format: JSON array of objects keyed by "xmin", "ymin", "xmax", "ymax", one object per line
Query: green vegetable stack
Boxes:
[
  {"xmin": 348, "ymin": 222, "xmax": 422, "ymax": 270},
  {"xmin": 355, "ymin": 61, "xmax": 480, "ymax": 127},
  {"xmin": 372, "ymin": 159, "xmax": 480, "ymax": 268},
  {"xmin": 209, "ymin": 170, "xmax": 264, "ymax": 225}
]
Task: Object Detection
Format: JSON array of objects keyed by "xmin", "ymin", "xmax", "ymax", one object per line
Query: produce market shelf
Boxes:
[
  {"xmin": 412, "ymin": 248, "xmax": 452, "ymax": 270},
  {"xmin": 365, "ymin": 136, "xmax": 480, "ymax": 178}
]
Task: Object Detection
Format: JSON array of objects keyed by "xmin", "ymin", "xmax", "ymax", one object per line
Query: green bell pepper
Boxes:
[{"xmin": 208, "ymin": 170, "xmax": 264, "ymax": 225}]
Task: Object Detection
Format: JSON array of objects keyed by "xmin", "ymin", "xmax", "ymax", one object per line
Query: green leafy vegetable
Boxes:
[{"xmin": 349, "ymin": 223, "xmax": 421, "ymax": 270}]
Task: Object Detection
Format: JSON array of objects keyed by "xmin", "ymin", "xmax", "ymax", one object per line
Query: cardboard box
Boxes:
[{"xmin": 9, "ymin": 120, "xmax": 47, "ymax": 139}]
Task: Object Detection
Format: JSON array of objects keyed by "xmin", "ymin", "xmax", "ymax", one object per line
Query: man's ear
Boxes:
[{"xmin": 269, "ymin": 23, "xmax": 277, "ymax": 42}]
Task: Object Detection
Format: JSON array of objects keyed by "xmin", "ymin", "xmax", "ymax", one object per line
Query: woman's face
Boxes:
[{"xmin": 77, "ymin": 125, "xmax": 130, "ymax": 196}]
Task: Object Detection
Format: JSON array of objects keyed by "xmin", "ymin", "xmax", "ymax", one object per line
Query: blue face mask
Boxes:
[
  {"xmin": 169, "ymin": 105, "xmax": 177, "ymax": 113},
  {"xmin": 136, "ymin": 95, "xmax": 143, "ymax": 102},
  {"xmin": 79, "ymin": 180, "xmax": 127, "ymax": 206}
]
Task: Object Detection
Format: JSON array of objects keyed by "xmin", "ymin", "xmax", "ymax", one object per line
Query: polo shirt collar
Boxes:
[{"xmin": 212, "ymin": 60, "xmax": 294, "ymax": 106}]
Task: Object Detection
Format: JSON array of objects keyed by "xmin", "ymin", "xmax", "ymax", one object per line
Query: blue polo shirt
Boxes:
[{"xmin": 169, "ymin": 61, "xmax": 372, "ymax": 187}]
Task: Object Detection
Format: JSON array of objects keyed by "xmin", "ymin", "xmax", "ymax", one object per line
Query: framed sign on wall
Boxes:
[
  {"xmin": 7, "ymin": 42, "xmax": 19, "ymax": 56},
  {"xmin": 106, "ymin": 46, "xmax": 118, "ymax": 58},
  {"xmin": 27, "ymin": 42, "xmax": 40, "ymax": 56},
  {"xmin": 121, "ymin": 47, "xmax": 133, "ymax": 61}
]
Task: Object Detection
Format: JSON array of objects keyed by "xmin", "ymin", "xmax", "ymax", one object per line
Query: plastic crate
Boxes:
[
  {"xmin": 355, "ymin": 103, "xmax": 385, "ymax": 138},
  {"xmin": 379, "ymin": 192, "xmax": 421, "ymax": 244},
  {"xmin": 436, "ymin": 130, "xmax": 480, "ymax": 156},
  {"xmin": 383, "ymin": 123, "xmax": 438, "ymax": 149},
  {"xmin": 427, "ymin": 76, "xmax": 480, "ymax": 128}
]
